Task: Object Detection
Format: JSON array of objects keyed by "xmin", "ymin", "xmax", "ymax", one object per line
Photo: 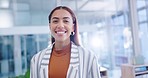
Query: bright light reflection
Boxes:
[
  {"xmin": 0, "ymin": 0, "xmax": 9, "ymax": 8},
  {"xmin": 90, "ymin": 36, "xmax": 103, "ymax": 48},
  {"xmin": 0, "ymin": 12, "xmax": 12, "ymax": 28},
  {"xmin": 123, "ymin": 27, "xmax": 132, "ymax": 49}
]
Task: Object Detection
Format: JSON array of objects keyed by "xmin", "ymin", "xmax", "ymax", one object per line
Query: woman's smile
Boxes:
[{"xmin": 55, "ymin": 30, "xmax": 67, "ymax": 36}]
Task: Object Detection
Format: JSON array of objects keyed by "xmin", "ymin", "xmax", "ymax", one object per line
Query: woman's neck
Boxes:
[{"xmin": 54, "ymin": 40, "xmax": 71, "ymax": 50}]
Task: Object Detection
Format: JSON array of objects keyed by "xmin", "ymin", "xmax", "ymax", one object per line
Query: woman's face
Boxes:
[{"xmin": 49, "ymin": 9, "xmax": 74, "ymax": 42}]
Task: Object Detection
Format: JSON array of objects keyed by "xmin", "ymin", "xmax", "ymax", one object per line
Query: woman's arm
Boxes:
[
  {"xmin": 90, "ymin": 56, "xmax": 101, "ymax": 78},
  {"xmin": 30, "ymin": 55, "xmax": 37, "ymax": 78}
]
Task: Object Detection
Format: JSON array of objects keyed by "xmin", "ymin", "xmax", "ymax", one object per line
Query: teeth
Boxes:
[{"xmin": 57, "ymin": 31, "xmax": 65, "ymax": 34}]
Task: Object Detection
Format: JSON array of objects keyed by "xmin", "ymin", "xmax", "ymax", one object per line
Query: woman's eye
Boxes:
[
  {"xmin": 52, "ymin": 20, "xmax": 58, "ymax": 23},
  {"xmin": 64, "ymin": 20, "xmax": 69, "ymax": 23}
]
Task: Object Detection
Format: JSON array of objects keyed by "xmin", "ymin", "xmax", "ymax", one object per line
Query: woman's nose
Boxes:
[{"xmin": 57, "ymin": 21, "xmax": 64, "ymax": 28}]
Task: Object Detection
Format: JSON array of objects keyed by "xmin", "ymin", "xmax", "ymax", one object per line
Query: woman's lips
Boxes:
[{"xmin": 55, "ymin": 31, "xmax": 67, "ymax": 35}]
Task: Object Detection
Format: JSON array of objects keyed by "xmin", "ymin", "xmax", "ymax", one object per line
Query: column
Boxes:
[
  {"xmin": 128, "ymin": 0, "xmax": 142, "ymax": 64},
  {"xmin": 13, "ymin": 35, "xmax": 22, "ymax": 76}
]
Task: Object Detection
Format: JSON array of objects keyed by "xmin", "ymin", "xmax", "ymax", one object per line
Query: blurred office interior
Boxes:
[{"xmin": 0, "ymin": 0, "xmax": 148, "ymax": 78}]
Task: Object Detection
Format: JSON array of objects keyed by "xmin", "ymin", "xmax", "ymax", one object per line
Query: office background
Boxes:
[{"xmin": 0, "ymin": 0, "xmax": 148, "ymax": 78}]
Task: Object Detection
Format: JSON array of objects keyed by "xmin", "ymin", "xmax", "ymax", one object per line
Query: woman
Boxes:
[{"xmin": 30, "ymin": 6, "xmax": 101, "ymax": 78}]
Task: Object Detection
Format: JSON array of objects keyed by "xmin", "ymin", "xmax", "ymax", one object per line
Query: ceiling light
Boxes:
[{"xmin": 0, "ymin": 0, "xmax": 9, "ymax": 9}]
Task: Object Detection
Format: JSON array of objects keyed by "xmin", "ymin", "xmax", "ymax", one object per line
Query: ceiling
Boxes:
[
  {"xmin": 61, "ymin": 0, "xmax": 127, "ymax": 24},
  {"xmin": 0, "ymin": 0, "xmax": 127, "ymax": 27}
]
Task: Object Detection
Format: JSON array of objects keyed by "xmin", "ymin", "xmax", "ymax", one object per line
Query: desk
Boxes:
[
  {"xmin": 121, "ymin": 64, "xmax": 148, "ymax": 78},
  {"xmin": 100, "ymin": 67, "xmax": 108, "ymax": 78}
]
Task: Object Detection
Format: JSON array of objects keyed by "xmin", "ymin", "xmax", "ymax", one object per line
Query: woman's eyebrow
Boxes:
[
  {"xmin": 52, "ymin": 17, "xmax": 71, "ymax": 20},
  {"xmin": 52, "ymin": 17, "xmax": 59, "ymax": 20},
  {"xmin": 63, "ymin": 17, "xmax": 70, "ymax": 20}
]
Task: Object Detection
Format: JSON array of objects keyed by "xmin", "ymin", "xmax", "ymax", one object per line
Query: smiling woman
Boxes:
[
  {"xmin": 49, "ymin": 9, "xmax": 74, "ymax": 45},
  {"xmin": 30, "ymin": 6, "xmax": 101, "ymax": 78}
]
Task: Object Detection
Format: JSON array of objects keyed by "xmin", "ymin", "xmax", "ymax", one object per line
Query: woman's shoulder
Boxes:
[
  {"xmin": 31, "ymin": 45, "xmax": 52, "ymax": 62},
  {"xmin": 77, "ymin": 45, "xmax": 98, "ymax": 66},
  {"xmin": 30, "ymin": 48, "xmax": 46, "ymax": 62}
]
